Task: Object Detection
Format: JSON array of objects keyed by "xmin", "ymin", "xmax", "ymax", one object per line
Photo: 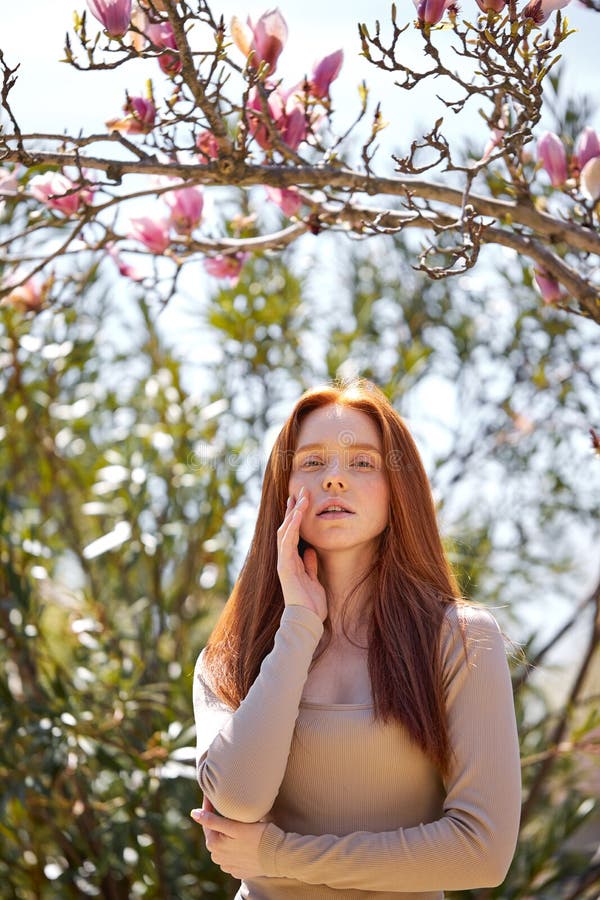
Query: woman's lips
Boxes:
[{"xmin": 316, "ymin": 511, "xmax": 355, "ymax": 519}]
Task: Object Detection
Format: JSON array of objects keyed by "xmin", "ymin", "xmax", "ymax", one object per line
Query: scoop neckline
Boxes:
[{"xmin": 300, "ymin": 700, "xmax": 374, "ymax": 710}]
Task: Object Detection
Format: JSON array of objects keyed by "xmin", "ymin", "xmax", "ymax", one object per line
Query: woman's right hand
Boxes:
[{"xmin": 276, "ymin": 486, "xmax": 327, "ymax": 622}]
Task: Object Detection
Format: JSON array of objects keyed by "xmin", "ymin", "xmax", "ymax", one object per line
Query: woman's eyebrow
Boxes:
[{"xmin": 295, "ymin": 442, "xmax": 382, "ymax": 454}]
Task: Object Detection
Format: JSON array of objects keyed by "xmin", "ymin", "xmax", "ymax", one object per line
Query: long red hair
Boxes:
[{"xmin": 202, "ymin": 377, "xmax": 465, "ymax": 776}]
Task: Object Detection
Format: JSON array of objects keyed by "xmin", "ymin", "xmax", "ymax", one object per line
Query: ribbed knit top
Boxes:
[{"xmin": 193, "ymin": 603, "xmax": 521, "ymax": 899}]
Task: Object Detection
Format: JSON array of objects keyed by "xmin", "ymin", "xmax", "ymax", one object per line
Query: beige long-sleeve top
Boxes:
[{"xmin": 193, "ymin": 603, "xmax": 521, "ymax": 899}]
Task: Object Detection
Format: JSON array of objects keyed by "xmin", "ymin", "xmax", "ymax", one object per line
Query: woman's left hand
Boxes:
[{"xmin": 191, "ymin": 797, "xmax": 269, "ymax": 880}]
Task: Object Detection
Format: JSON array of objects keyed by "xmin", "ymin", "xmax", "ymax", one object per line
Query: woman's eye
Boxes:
[
  {"xmin": 302, "ymin": 458, "xmax": 322, "ymax": 468},
  {"xmin": 353, "ymin": 458, "xmax": 374, "ymax": 468}
]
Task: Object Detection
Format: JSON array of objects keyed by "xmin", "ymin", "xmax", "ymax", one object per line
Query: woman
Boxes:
[{"xmin": 190, "ymin": 377, "xmax": 521, "ymax": 899}]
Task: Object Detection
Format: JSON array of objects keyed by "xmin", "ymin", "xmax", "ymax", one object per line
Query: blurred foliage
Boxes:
[
  {"xmin": 0, "ymin": 283, "xmax": 242, "ymax": 898},
  {"xmin": 1, "ymin": 224, "xmax": 599, "ymax": 899}
]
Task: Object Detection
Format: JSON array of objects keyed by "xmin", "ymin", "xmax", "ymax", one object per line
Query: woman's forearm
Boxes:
[{"xmin": 194, "ymin": 604, "xmax": 323, "ymax": 822}]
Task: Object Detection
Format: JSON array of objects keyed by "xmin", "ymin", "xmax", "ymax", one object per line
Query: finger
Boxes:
[
  {"xmin": 279, "ymin": 503, "xmax": 305, "ymax": 554},
  {"xmin": 279, "ymin": 495, "xmax": 296, "ymax": 531},
  {"xmin": 191, "ymin": 810, "xmax": 238, "ymax": 837},
  {"xmin": 277, "ymin": 492, "xmax": 306, "ymax": 554},
  {"xmin": 283, "ymin": 490, "xmax": 308, "ymax": 532},
  {"xmin": 276, "ymin": 493, "xmax": 297, "ymax": 548},
  {"xmin": 289, "ymin": 494, "xmax": 308, "ymax": 526}
]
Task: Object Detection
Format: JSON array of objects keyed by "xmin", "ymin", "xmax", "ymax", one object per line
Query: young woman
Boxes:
[{"xmin": 190, "ymin": 378, "xmax": 521, "ymax": 899}]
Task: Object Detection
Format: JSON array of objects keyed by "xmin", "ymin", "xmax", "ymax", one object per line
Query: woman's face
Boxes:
[{"xmin": 288, "ymin": 404, "xmax": 390, "ymax": 556}]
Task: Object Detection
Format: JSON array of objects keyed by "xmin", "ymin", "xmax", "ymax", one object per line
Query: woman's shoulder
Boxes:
[
  {"xmin": 442, "ymin": 601, "xmax": 502, "ymax": 634},
  {"xmin": 440, "ymin": 602, "xmax": 506, "ymax": 670}
]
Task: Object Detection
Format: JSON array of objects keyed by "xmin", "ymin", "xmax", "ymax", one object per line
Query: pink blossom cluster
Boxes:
[
  {"xmin": 106, "ymin": 94, "xmax": 156, "ymax": 135},
  {"xmin": 29, "ymin": 171, "xmax": 96, "ymax": 216},
  {"xmin": 537, "ymin": 127, "xmax": 600, "ymax": 200},
  {"xmin": 128, "ymin": 183, "xmax": 204, "ymax": 251},
  {"xmin": 98, "ymin": 8, "xmax": 341, "ymax": 222},
  {"xmin": 86, "ymin": 0, "xmax": 181, "ymax": 74},
  {"xmin": 231, "ymin": 8, "xmax": 343, "ymax": 155},
  {"xmin": 124, "ymin": 184, "xmax": 247, "ymax": 283},
  {"xmin": 226, "ymin": 8, "xmax": 342, "ymax": 217},
  {"xmin": 413, "ymin": 0, "xmax": 571, "ymax": 26},
  {"xmin": 534, "ymin": 126, "xmax": 600, "ymax": 305}
]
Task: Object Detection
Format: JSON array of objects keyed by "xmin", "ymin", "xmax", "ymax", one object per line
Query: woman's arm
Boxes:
[
  {"xmin": 255, "ymin": 607, "xmax": 522, "ymax": 892},
  {"xmin": 193, "ymin": 603, "xmax": 323, "ymax": 823}
]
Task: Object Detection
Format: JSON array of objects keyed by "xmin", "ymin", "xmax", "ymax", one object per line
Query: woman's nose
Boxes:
[
  {"xmin": 322, "ymin": 461, "xmax": 347, "ymax": 489},
  {"xmin": 323, "ymin": 476, "xmax": 346, "ymax": 488}
]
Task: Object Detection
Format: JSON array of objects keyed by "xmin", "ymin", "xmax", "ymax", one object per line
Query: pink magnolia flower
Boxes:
[
  {"xmin": 145, "ymin": 21, "xmax": 181, "ymax": 75},
  {"xmin": 537, "ymin": 132, "xmax": 567, "ymax": 187},
  {"xmin": 128, "ymin": 216, "xmax": 171, "ymax": 253},
  {"xmin": 580, "ymin": 157, "xmax": 600, "ymax": 202},
  {"xmin": 196, "ymin": 130, "xmax": 219, "ymax": 162},
  {"xmin": 232, "ymin": 8, "xmax": 288, "ymax": 74},
  {"xmin": 522, "ymin": 0, "xmax": 571, "ymax": 25},
  {"xmin": 204, "ymin": 252, "xmax": 249, "ymax": 284},
  {"xmin": 413, "ymin": 0, "xmax": 452, "ymax": 25},
  {"xmin": 281, "ymin": 101, "xmax": 308, "ymax": 150},
  {"xmin": 164, "ymin": 185, "xmax": 204, "ymax": 233},
  {"xmin": 247, "ymin": 86, "xmax": 283, "ymax": 150},
  {"xmin": 574, "ymin": 127, "xmax": 600, "ymax": 171},
  {"xmin": 475, "ymin": 0, "xmax": 507, "ymax": 11},
  {"xmin": 248, "ymin": 85, "xmax": 307, "ymax": 151},
  {"xmin": 533, "ymin": 268, "xmax": 564, "ymax": 305},
  {"xmin": 29, "ymin": 172, "xmax": 95, "ymax": 216},
  {"xmin": 87, "ymin": 0, "xmax": 132, "ymax": 37},
  {"xmin": 106, "ymin": 95, "xmax": 156, "ymax": 135},
  {"xmin": 265, "ymin": 186, "xmax": 302, "ymax": 217},
  {"xmin": 251, "ymin": 9, "xmax": 287, "ymax": 71},
  {"xmin": 310, "ymin": 50, "xmax": 344, "ymax": 100}
]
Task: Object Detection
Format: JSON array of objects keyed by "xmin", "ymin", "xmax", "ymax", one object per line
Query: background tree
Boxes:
[
  {"xmin": 2, "ymin": 220, "xmax": 599, "ymax": 896},
  {"xmin": 1, "ymin": 1, "xmax": 599, "ymax": 897}
]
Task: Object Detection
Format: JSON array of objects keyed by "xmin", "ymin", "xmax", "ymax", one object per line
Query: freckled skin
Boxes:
[{"xmin": 288, "ymin": 405, "xmax": 390, "ymax": 563}]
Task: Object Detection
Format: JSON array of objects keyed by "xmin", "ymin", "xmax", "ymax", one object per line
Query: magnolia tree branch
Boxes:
[{"xmin": 0, "ymin": 0, "xmax": 599, "ymax": 320}]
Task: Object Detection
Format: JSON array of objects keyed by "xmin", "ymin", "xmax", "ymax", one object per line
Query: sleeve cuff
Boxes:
[
  {"xmin": 258, "ymin": 822, "xmax": 286, "ymax": 876},
  {"xmin": 280, "ymin": 604, "xmax": 324, "ymax": 642}
]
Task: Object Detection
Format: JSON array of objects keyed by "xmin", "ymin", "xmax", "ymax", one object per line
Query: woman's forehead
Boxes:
[{"xmin": 296, "ymin": 405, "xmax": 381, "ymax": 447}]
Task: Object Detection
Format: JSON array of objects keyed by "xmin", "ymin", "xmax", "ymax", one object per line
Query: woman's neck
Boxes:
[{"xmin": 316, "ymin": 547, "xmax": 375, "ymax": 638}]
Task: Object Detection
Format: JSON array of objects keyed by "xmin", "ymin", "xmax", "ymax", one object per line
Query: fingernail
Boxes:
[{"xmin": 190, "ymin": 809, "xmax": 204, "ymax": 820}]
